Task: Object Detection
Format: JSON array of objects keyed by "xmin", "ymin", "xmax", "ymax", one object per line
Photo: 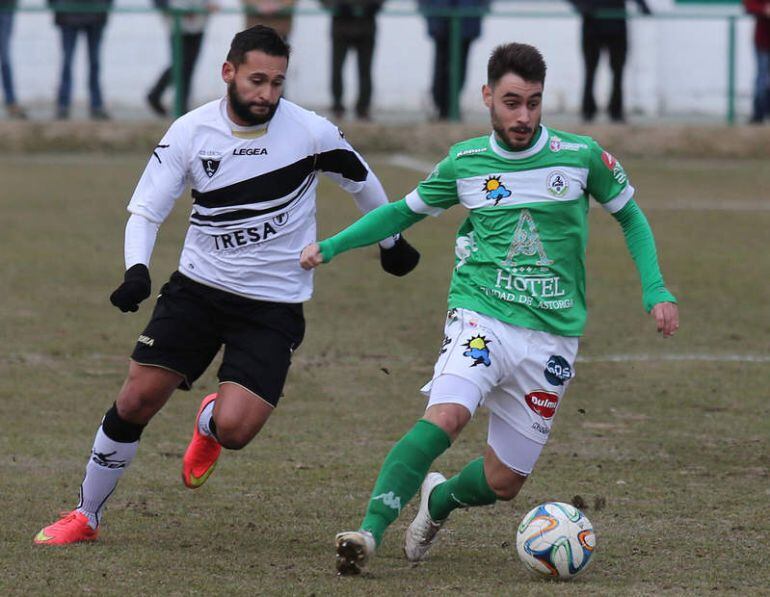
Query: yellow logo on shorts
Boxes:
[{"xmin": 463, "ymin": 335, "xmax": 492, "ymax": 367}]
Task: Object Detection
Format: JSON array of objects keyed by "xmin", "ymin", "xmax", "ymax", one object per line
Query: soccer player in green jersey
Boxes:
[{"xmin": 300, "ymin": 42, "xmax": 679, "ymax": 575}]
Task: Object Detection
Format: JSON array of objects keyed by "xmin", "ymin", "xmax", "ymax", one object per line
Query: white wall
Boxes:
[{"xmin": 7, "ymin": 0, "xmax": 756, "ymax": 120}]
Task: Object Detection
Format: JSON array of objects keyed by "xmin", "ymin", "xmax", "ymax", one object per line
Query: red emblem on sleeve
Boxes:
[{"xmin": 601, "ymin": 151, "xmax": 617, "ymax": 171}]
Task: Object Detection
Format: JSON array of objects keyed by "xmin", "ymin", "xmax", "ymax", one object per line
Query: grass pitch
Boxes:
[{"xmin": 0, "ymin": 153, "xmax": 768, "ymax": 596}]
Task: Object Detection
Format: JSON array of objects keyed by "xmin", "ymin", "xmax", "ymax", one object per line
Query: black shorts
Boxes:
[{"xmin": 131, "ymin": 272, "xmax": 305, "ymax": 406}]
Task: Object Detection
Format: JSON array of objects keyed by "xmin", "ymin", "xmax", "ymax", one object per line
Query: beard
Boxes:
[
  {"xmin": 490, "ymin": 104, "xmax": 540, "ymax": 150},
  {"xmin": 227, "ymin": 81, "xmax": 280, "ymax": 126}
]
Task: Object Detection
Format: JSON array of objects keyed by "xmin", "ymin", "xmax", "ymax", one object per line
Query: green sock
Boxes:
[
  {"xmin": 428, "ymin": 457, "xmax": 498, "ymax": 521},
  {"xmin": 360, "ymin": 419, "xmax": 451, "ymax": 546}
]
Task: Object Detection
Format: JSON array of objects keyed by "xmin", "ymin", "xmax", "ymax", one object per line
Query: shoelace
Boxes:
[{"xmin": 54, "ymin": 512, "xmax": 81, "ymax": 527}]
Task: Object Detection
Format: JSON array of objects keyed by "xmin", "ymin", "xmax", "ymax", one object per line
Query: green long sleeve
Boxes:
[
  {"xmin": 613, "ymin": 199, "xmax": 677, "ymax": 312},
  {"xmin": 319, "ymin": 199, "xmax": 426, "ymax": 262}
]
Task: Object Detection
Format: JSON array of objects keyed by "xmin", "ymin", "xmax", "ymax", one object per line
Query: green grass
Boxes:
[{"xmin": 0, "ymin": 153, "xmax": 768, "ymax": 595}]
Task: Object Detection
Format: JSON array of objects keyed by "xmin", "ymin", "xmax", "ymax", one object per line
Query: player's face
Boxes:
[
  {"xmin": 483, "ymin": 73, "xmax": 543, "ymax": 150},
  {"xmin": 222, "ymin": 50, "xmax": 288, "ymax": 126}
]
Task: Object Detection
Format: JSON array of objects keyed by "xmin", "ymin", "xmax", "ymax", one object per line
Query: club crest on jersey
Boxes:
[
  {"xmin": 546, "ymin": 171, "xmax": 569, "ymax": 197},
  {"xmin": 463, "ymin": 334, "xmax": 492, "ymax": 367},
  {"xmin": 273, "ymin": 212, "xmax": 289, "ymax": 227},
  {"xmin": 525, "ymin": 390, "xmax": 559, "ymax": 419},
  {"xmin": 483, "ymin": 176, "xmax": 511, "ymax": 205},
  {"xmin": 199, "ymin": 151, "xmax": 223, "ymax": 178},
  {"xmin": 549, "ymin": 136, "xmax": 588, "ymax": 153}
]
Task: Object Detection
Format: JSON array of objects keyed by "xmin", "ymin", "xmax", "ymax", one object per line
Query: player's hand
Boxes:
[
  {"xmin": 300, "ymin": 243, "xmax": 324, "ymax": 270},
  {"xmin": 651, "ymin": 302, "xmax": 679, "ymax": 337},
  {"xmin": 109, "ymin": 264, "xmax": 151, "ymax": 313},
  {"xmin": 379, "ymin": 235, "xmax": 420, "ymax": 277}
]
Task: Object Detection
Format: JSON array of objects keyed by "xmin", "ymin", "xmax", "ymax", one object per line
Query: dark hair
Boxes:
[
  {"xmin": 226, "ymin": 25, "xmax": 291, "ymax": 66},
  {"xmin": 487, "ymin": 43, "xmax": 546, "ymax": 86}
]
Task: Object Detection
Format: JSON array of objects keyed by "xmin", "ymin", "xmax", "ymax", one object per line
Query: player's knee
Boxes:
[
  {"xmin": 431, "ymin": 412, "xmax": 465, "ymax": 437},
  {"xmin": 214, "ymin": 419, "xmax": 262, "ymax": 450},
  {"xmin": 116, "ymin": 389, "xmax": 163, "ymax": 424},
  {"xmin": 424, "ymin": 404, "xmax": 471, "ymax": 440}
]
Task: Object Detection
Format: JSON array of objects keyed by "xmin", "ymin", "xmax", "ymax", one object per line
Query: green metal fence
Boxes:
[{"xmin": 4, "ymin": 3, "xmax": 751, "ymax": 124}]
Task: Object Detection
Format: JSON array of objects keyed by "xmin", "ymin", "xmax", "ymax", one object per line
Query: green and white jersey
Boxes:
[{"xmin": 404, "ymin": 124, "xmax": 634, "ymax": 337}]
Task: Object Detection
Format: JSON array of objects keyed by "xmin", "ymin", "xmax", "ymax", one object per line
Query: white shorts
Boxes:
[{"xmin": 422, "ymin": 308, "xmax": 579, "ymax": 468}]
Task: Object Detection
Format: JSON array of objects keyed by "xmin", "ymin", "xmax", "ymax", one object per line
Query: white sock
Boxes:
[
  {"xmin": 76, "ymin": 426, "xmax": 139, "ymax": 529},
  {"xmin": 197, "ymin": 399, "xmax": 216, "ymax": 437}
]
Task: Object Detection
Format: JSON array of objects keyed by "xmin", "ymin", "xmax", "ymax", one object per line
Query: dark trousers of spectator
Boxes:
[
  {"xmin": 148, "ymin": 32, "xmax": 204, "ymax": 114},
  {"xmin": 431, "ymin": 35, "xmax": 472, "ymax": 120},
  {"xmin": 581, "ymin": 18, "xmax": 627, "ymax": 122},
  {"xmin": 331, "ymin": 30, "xmax": 375, "ymax": 118},
  {"xmin": 57, "ymin": 23, "xmax": 105, "ymax": 110},
  {"xmin": 0, "ymin": 12, "xmax": 18, "ymax": 106},
  {"xmin": 751, "ymin": 49, "xmax": 770, "ymax": 122}
]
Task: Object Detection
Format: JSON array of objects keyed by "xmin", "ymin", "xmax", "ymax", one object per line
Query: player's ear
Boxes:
[
  {"xmin": 482, "ymin": 84, "xmax": 493, "ymax": 108},
  {"xmin": 222, "ymin": 61, "xmax": 235, "ymax": 84}
]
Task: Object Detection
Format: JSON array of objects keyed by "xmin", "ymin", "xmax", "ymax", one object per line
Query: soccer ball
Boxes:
[{"xmin": 515, "ymin": 502, "xmax": 596, "ymax": 580}]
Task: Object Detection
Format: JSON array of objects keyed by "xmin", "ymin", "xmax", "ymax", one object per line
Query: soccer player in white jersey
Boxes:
[
  {"xmin": 300, "ymin": 42, "xmax": 680, "ymax": 574},
  {"xmin": 33, "ymin": 25, "xmax": 419, "ymax": 546}
]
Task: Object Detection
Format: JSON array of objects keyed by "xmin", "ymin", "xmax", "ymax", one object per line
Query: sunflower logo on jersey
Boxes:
[
  {"xmin": 463, "ymin": 334, "xmax": 492, "ymax": 367},
  {"xmin": 483, "ymin": 176, "xmax": 511, "ymax": 205}
]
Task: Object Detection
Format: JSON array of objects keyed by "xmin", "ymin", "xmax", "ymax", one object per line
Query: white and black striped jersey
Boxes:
[{"xmin": 127, "ymin": 97, "xmax": 389, "ymax": 303}]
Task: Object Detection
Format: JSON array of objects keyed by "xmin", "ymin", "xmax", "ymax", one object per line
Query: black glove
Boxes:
[
  {"xmin": 379, "ymin": 235, "xmax": 420, "ymax": 277},
  {"xmin": 110, "ymin": 264, "xmax": 151, "ymax": 312}
]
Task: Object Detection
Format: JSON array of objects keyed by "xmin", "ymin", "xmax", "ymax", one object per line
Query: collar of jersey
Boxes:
[
  {"xmin": 220, "ymin": 97, "xmax": 270, "ymax": 139},
  {"xmin": 489, "ymin": 124, "xmax": 548, "ymax": 160}
]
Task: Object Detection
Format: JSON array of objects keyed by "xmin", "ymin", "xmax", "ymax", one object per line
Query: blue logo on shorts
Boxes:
[
  {"xmin": 544, "ymin": 355, "xmax": 572, "ymax": 386},
  {"xmin": 463, "ymin": 335, "xmax": 492, "ymax": 367}
]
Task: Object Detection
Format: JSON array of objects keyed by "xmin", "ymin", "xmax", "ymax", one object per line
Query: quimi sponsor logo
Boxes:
[{"xmin": 525, "ymin": 390, "xmax": 559, "ymax": 419}]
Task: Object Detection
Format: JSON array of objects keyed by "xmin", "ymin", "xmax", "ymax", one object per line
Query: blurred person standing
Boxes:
[
  {"xmin": 147, "ymin": 0, "xmax": 218, "ymax": 117},
  {"xmin": 242, "ymin": 0, "xmax": 295, "ymax": 40},
  {"xmin": 568, "ymin": 0, "xmax": 650, "ymax": 123},
  {"xmin": 744, "ymin": 0, "xmax": 770, "ymax": 123},
  {"xmin": 419, "ymin": 0, "xmax": 490, "ymax": 121},
  {"xmin": 49, "ymin": 0, "xmax": 112, "ymax": 120},
  {"xmin": 322, "ymin": 0, "xmax": 383, "ymax": 120},
  {"xmin": 0, "ymin": 0, "xmax": 26, "ymax": 119}
]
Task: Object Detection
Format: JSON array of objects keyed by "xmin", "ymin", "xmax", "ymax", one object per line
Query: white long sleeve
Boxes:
[{"xmin": 124, "ymin": 213, "xmax": 161, "ymax": 269}]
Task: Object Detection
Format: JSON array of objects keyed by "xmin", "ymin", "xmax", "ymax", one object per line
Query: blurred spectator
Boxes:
[
  {"xmin": 0, "ymin": 0, "xmax": 26, "ymax": 118},
  {"xmin": 322, "ymin": 0, "xmax": 383, "ymax": 120},
  {"xmin": 568, "ymin": 0, "xmax": 650, "ymax": 123},
  {"xmin": 49, "ymin": 0, "xmax": 112, "ymax": 120},
  {"xmin": 147, "ymin": 0, "xmax": 217, "ymax": 117},
  {"xmin": 242, "ymin": 0, "xmax": 295, "ymax": 39},
  {"xmin": 744, "ymin": 0, "xmax": 770, "ymax": 123},
  {"xmin": 419, "ymin": 0, "xmax": 490, "ymax": 121}
]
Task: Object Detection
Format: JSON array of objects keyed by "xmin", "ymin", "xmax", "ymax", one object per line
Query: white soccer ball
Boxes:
[{"xmin": 515, "ymin": 502, "xmax": 596, "ymax": 580}]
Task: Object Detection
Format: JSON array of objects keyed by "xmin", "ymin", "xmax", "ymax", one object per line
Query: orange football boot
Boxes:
[
  {"xmin": 182, "ymin": 393, "xmax": 222, "ymax": 489},
  {"xmin": 34, "ymin": 511, "xmax": 98, "ymax": 545}
]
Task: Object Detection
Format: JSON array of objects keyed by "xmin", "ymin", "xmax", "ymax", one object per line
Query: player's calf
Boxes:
[{"xmin": 483, "ymin": 446, "xmax": 528, "ymax": 501}]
